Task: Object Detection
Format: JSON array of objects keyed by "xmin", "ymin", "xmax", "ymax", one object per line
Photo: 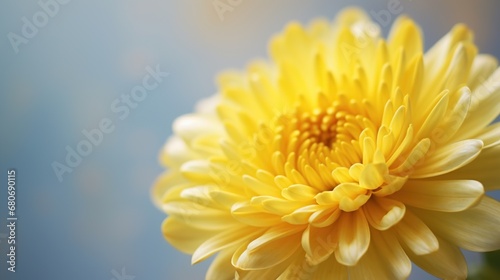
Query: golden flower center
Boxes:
[
  {"xmin": 233, "ymin": 101, "xmax": 412, "ymax": 227},
  {"xmin": 273, "ymin": 105, "xmax": 379, "ymax": 185}
]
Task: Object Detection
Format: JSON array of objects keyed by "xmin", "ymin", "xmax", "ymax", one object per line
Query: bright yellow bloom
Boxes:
[{"xmin": 153, "ymin": 8, "xmax": 500, "ymax": 279}]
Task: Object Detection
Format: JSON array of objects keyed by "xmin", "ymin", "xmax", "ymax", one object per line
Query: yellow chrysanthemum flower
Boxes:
[{"xmin": 153, "ymin": 8, "xmax": 500, "ymax": 279}]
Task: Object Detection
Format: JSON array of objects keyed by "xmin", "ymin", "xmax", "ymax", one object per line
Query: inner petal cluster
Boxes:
[{"xmin": 230, "ymin": 93, "xmax": 419, "ymax": 235}]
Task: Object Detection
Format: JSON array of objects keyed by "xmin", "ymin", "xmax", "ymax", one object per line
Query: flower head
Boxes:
[{"xmin": 153, "ymin": 8, "xmax": 500, "ymax": 279}]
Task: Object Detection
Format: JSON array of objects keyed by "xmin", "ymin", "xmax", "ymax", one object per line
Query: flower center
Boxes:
[
  {"xmin": 273, "ymin": 105, "xmax": 377, "ymax": 179},
  {"xmin": 233, "ymin": 104, "xmax": 409, "ymax": 226},
  {"xmin": 233, "ymin": 91, "xmax": 427, "ymax": 227}
]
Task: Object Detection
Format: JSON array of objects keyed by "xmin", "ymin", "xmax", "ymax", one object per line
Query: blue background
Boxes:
[{"xmin": 1, "ymin": 1, "xmax": 500, "ymax": 279}]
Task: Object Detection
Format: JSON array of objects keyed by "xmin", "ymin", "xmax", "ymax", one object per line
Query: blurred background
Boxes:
[{"xmin": 1, "ymin": 0, "xmax": 500, "ymax": 279}]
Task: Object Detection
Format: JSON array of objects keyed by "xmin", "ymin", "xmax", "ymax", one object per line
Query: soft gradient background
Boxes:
[{"xmin": 1, "ymin": 1, "xmax": 499, "ymax": 279}]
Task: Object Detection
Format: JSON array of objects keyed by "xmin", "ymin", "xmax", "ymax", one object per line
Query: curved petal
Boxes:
[
  {"xmin": 173, "ymin": 114, "xmax": 224, "ymax": 142},
  {"xmin": 436, "ymin": 144, "xmax": 500, "ymax": 191},
  {"xmin": 390, "ymin": 138, "xmax": 431, "ymax": 176},
  {"xmin": 359, "ymin": 163, "xmax": 386, "ymax": 190},
  {"xmin": 405, "ymin": 237, "xmax": 467, "ymax": 279},
  {"xmin": 456, "ymin": 67, "xmax": 500, "ymax": 140},
  {"xmin": 415, "ymin": 91, "xmax": 449, "ymax": 140},
  {"xmin": 442, "ymin": 42, "xmax": 476, "ymax": 93},
  {"xmin": 349, "ymin": 230, "xmax": 411, "ymax": 280},
  {"xmin": 371, "ymin": 229, "xmax": 411, "ymax": 279},
  {"xmin": 282, "ymin": 184, "xmax": 317, "ymax": 201},
  {"xmin": 192, "ymin": 226, "xmax": 261, "ymax": 264},
  {"xmin": 392, "ymin": 210, "xmax": 438, "ymax": 255},
  {"xmin": 334, "ymin": 211, "xmax": 370, "ymax": 266},
  {"xmin": 331, "ymin": 8, "xmax": 380, "ymax": 78},
  {"xmin": 411, "ymin": 139, "xmax": 483, "ymax": 178},
  {"xmin": 231, "ymin": 201, "xmax": 283, "ymax": 227},
  {"xmin": 429, "ymin": 86, "xmax": 470, "ymax": 144},
  {"xmin": 348, "ymin": 244, "xmax": 390, "ymax": 279},
  {"xmin": 180, "ymin": 159, "xmax": 216, "ymax": 183},
  {"xmin": 162, "ymin": 217, "xmax": 219, "ymax": 254},
  {"xmin": 151, "ymin": 171, "xmax": 185, "ymax": 208},
  {"xmin": 388, "ymin": 16, "xmax": 423, "ymax": 63},
  {"xmin": 195, "ymin": 94, "xmax": 220, "ymax": 114},
  {"xmin": 412, "ymin": 24, "xmax": 474, "ymax": 117},
  {"xmin": 467, "ymin": 54, "xmax": 498, "ymax": 91},
  {"xmin": 206, "ymin": 248, "xmax": 237, "ymax": 280},
  {"xmin": 471, "ymin": 122, "xmax": 500, "ymax": 148},
  {"xmin": 274, "ymin": 250, "xmax": 315, "ymax": 280},
  {"xmin": 234, "ymin": 225, "xmax": 303, "ymax": 270},
  {"xmin": 237, "ymin": 249, "xmax": 302, "ymax": 280},
  {"xmin": 162, "ymin": 201, "xmax": 235, "ymax": 230},
  {"xmin": 422, "ymin": 24, "xmax": 473, "ymax": 94},
  {"xmin": 160, "ymin": 136, "xmax": 197, "ymax": 168},
  {"xmin": 302, "ymin": 225, "xmax": 338, "ymax": 265},
  {"xmin": 312, "ymin": 255, "xmax": 348, "ymax": 279},
  {"xmin": 309, "ymin": 206, "xmax": 341, "ymax": 227},
  {"xmin": 414, "ymin": 196, "xmax": 500, "ymax": 252},
  {"xmin": 363, "ymin": 197, "xmax": 405, "ymax": 230},
  {"xmin": 282, "ymin": 204, "xmax": 323, "ymax": 225},
  {"xmin": 391, "ymin": 179, "xmax": 484, "ymax": 212}
]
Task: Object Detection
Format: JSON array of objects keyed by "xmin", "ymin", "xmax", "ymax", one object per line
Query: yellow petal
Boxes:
[
  {"xmin": 246, "ymin": 224, "xmax": 303, "ymax": 251},
  {"xmin": 349, "ymin": 238, "xmax": 404, "ymax": 280},
  {"xmin": 235, "ymin": 226, "xmax": 303, "ymax": 270},
  {"xmin": 390, "ymin": 138, "xmax": 430, "ymax": 176},
  {"xmin": 180, "ymin": 185, "xmax": 217, "ymax": 208},
  {"xmin": 243, "ymin": 175, "xmax": 282, "ymax": 197},
  {"xmin": 359, "ymin": 163, "xmax": 387, "ymax": 189},
  {"xmin": 162, "ymin": 202, "xmax": 234, "ymax": 230},
  {"xmin": 282, "ymin": 204, "xmax": 323, "ymax": 225},
  {"xmin": 193, "ymin": 226, "xmax": 262, "ymax": 264},
  {"xmin": 316, "ymin": 183, "xmax": 370, "ymax": 212},
  {"xmin": 309, "ymin": 207, "xmax": 341, "ymax": 227},
  {"xmin": 421, "ymin": 24, "xmax": 473, "ymax": 101},
  {"xmin": 411, "ymin": 139, "xmax": 483, "ymax": 178},
  {"xmin": 455, "ymin": 67, "xmax": 500, "ymax": 139},
  {"xmin": 210, "ymin": 190, "xmax": 246, "ymax": 209},
  {"xmin": 173, "ymin": 114, "xmax": 223, "ymax": 142},
  {"xmin": 206, "ymin": 248, "xmax": 237, "ymax": 280},
  {"xmin": 392, "ymin": 210, "xmax": 438, "ymax": 255},
  {"xmin": 415, "ymin": 91, "xmax": 449, "ymax": 140},
  {"xmin": 388, "ymin": 16, "xmax": 422, "ymax": 63},
  {"xmin": 259, "ymin": 196, "xmax": 306, "ymax": 216},
  {"xmin": 231, "ymin": 201, "xmax": 283, "ymax": 227},
  {"xmin": 391, "ymin": 179, "xmax": 484, "ymax": 212},
  {"xmin": 467, "ymin": 54, "xmax": 498, "ymax": 90},
  {"xmin": 312, "ymin": 255, "xmax": 348, "ymax": 279},
  {"xmin": 151, "ymin": 171, "xmax": 184, "ymax": 208},
  {"xmin": 430, "ymin": 87, "xmax": 470, "ymax": 144},
  {"xmin": 334, "ymin": 211, "xmax": 370, "ymax": 266},
  {"xmin": 471, "ymin": 122, "xmax": 500, "ymax": 148},
  {"xmin": 302, "ymin": 225, "xmax": 338, "ymax": 265},
  {"xmin": 160, "ymin": 136, "xmax": 196, "ymax": 168},
  {"xmin": 238, "ymin": 253, "xmax": 299, "ymax": 280},
  {"xmin": 414, "ymin": 196, "xmax": 500, "ymax": 252},
  {"xmin": 441, "ymin": 42, "xmax": 477, "ymax": 92},
  {"xmin": 274, "ymin": 250, "xmax": 316, "ymax": 280},
  {"xmin": 370, "ymin": 229, "xmax": 411, "ymax": 279},
  {"xmin": 405, "ymin": 237, "xmax": 467, "ymax": 279},
  {"xmin": 281, "ymin": 184, "xmax": 317, "ymax": 201},
  {"xmin": 436, "ymin": 144, "xmax": 500, "ymax": 191},
  {"xmin": 363, "ymin": 197, "xmax": 405, "ymax": 230},
  {"xmin": 339, "ymin": 192, "xmax": 371, "ymax": 212},
  {"xmin": 180, "ymin": 159, "xmax": 214, "ymax": 183},
  {"xmin": 162, "ymin": 217, "xmax": 219, "ymax": 254}
]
